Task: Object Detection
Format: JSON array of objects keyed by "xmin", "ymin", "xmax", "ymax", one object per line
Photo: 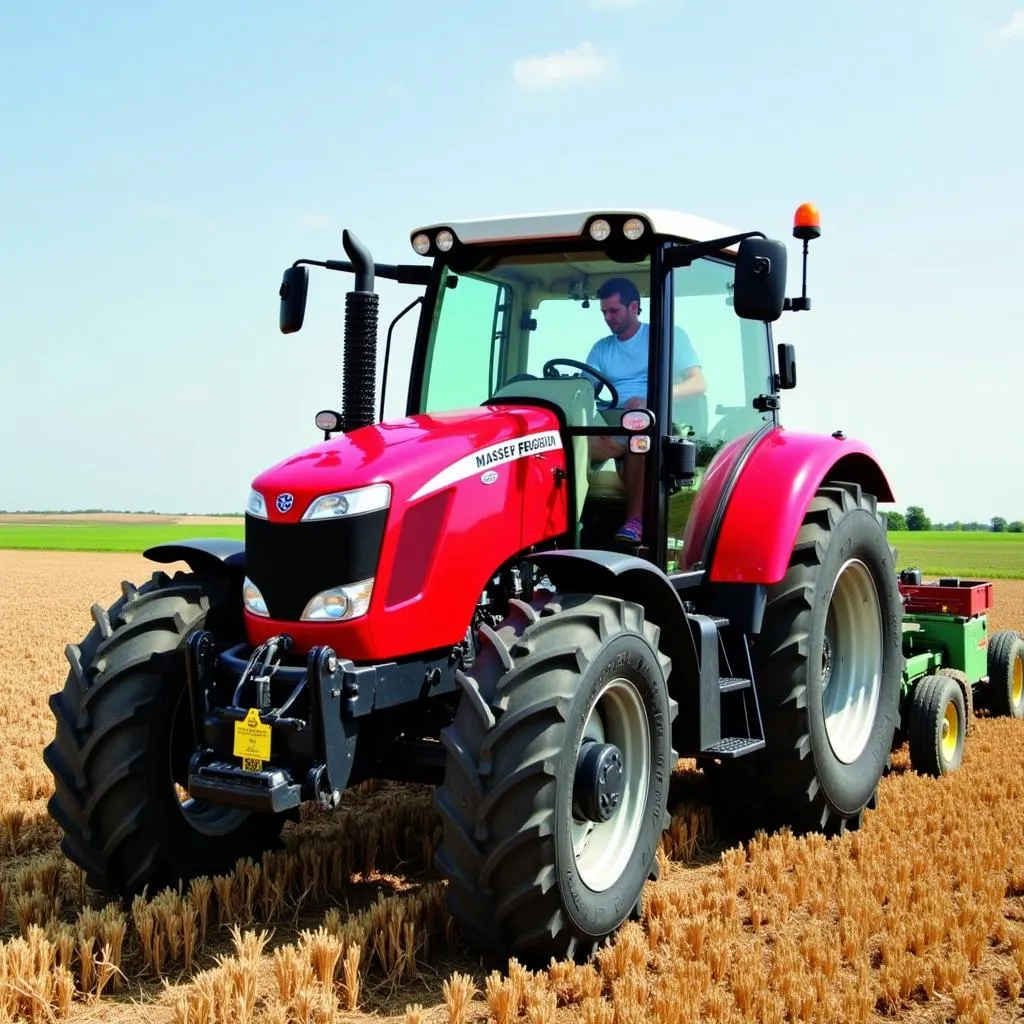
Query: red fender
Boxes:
[{"xmin": 682, "ymin": 426, "xmax": 895, "ymax": 585}]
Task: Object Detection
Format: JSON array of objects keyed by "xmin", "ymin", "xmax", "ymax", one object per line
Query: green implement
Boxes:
[{"xmin": 894, "ymin": 570, "xmax": 1024, "ymax": 778}]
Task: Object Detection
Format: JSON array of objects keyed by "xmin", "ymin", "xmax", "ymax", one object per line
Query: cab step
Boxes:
[
  {"xmin": 687, "ymin": 612, "xmax": 765, "ymax": 759},
  {"xmin": 720, "ymin": 676, "xmax": 751, "ymax": 693},
  {"xmin": 703, "ymin": 736, "xmax": 766, "ymax": 757}
]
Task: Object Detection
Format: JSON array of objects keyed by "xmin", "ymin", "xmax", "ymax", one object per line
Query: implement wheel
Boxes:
[
  {"xmin": 908, "ymin": 674, "xmax": 966, "ymax": 776},
  {"xmin": 711, "ymin": 481, "xmax": 903, "ymax": 835},
  {"xmin": 43, "ymin": 570, "xmax": 288, "ymax": 897},
  {"xmin": 987, "ymin": 630, "xmax": 1024, "ymax": 719},
  {"xmin": 433, "ymin": 592, "xmax": 677, "ymax": 967}
]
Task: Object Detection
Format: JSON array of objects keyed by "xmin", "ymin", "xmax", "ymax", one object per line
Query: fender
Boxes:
[
  {"xmin": 684, "ymin": 426, "xmax": 895, "ymax": 585},
  {"xmin": 144, "ymin": 538, "xmax": 246, "ymax": 575},
  {"xmin": 528, "ymin": 548, "xmax": 701, "ymax": 693}
]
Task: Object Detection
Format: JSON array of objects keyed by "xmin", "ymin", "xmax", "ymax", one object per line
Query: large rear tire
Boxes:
[
  {"xmin": 433, "ymin": 592, "xmax": 677, "ymax": 967},
  {"xmin": 43, "ymin": 569, "xmax": 288, "ymax": 898},
  {"xmin": 712, "ymin": 481, "xmax": 903, "ymax": 835}
]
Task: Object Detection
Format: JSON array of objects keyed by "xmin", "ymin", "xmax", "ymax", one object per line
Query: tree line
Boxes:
[{"xmin": 882, "ymin": 506, "xmax": 1024, "ymax": 533}]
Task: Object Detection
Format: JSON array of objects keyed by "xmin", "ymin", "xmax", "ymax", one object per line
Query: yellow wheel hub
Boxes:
[
  {"xmin": 1013, "ymin": 655, "xmax": 1023, "ymax": 708},
  {"xmin": 941, "ymin": 700, "xmax": 960, "ymax": 762}
]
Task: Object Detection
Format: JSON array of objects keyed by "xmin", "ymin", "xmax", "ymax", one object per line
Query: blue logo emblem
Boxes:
[{"xmin": 275, "ymin": 493, "xmax": 294, "ymax": 513}]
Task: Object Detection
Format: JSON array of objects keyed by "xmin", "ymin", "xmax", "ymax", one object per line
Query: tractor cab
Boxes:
[{"xmin": 402, "ymin": 209, "xmax": 808, "ymax": 570}]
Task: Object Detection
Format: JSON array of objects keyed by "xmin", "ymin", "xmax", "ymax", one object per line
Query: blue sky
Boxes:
[{"xmin": 2, "ymin": 0, "xmax": 1022, "ymax": 523}]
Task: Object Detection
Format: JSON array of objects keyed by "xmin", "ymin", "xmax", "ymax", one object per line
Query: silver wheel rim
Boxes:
[
  {"xmin": 820, "ymin": 558, "xmax": 884, "ymax": 764},
  {"xmin": 571, "ymin": 677, "xmax": 650, "ymax": 891}
]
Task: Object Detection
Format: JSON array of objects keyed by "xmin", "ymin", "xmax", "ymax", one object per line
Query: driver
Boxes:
[{"xmin": 583, "ymin": 276, "xmax": 705, "ymax": 544}]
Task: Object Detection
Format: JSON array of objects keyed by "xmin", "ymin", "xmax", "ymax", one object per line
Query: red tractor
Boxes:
[{"xmin": 44, "ymin": 205, "xmax": 904, "ymax": 966}]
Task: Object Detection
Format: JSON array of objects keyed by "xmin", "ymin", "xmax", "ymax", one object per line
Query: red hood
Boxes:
[{"xmin": 250, "ymin": 404, "xmax": 563, "ymax": 522}]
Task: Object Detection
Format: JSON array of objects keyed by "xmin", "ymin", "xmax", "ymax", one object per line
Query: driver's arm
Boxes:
[
  {"xmin": 671, "ymin": 325, "xmax": 706, "ymax": 398},
  {"xmin": 672, "ymin": 366, "xmax": 706, "ymax": 398}
]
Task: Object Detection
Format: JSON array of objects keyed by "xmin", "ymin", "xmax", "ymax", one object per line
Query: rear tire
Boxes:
[
  {"xmin": 433, "ymin": 592, "xmax": 677, "ymax": 967},
  {"xmin": 712, "ymin": 481, "xmax": 903, "ymax": 834},
  {"xmin": 43, "ymin": 569, "xmax": 288, "ymax": 898},
  {"xmin": 987, "ymin": 630, "xmax": 1024, "ymax": 719}
]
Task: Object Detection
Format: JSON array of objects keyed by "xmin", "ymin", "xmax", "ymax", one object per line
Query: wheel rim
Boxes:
[
  {"xmin": 1013, "ymin": 653, "xmax": 1023, "ymax": 708},
  {"xmin": 940, "ymin": 699, "xmax": 960, "ymax": 762},
  {"xmin": 820, "ymin": 558, "xmax": 884, "ymax": 764},
  {"xmin": 170, "ymin": 691, "xmax": 251, "ymax": 836},
  {"xmin": 570, "ymin": 677, "xmax": 650, "ymax": 892}
]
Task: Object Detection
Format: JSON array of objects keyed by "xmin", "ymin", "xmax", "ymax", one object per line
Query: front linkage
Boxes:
[{"xmin": 184, "ymin": 630, "xmax": 460, "ymax": 813}]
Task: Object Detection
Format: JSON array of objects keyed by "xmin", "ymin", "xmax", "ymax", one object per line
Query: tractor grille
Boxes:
[{"xmin": 245, "ymin": 511, "xmax": 387, "ymax": 621}]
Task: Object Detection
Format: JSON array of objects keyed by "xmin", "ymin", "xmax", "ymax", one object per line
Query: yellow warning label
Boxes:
[
  {"xmin": 233, "ymin": 708, "xmax": 271, "ymax": 763},
  {"xmin": 241, "ymin": 757, "xmax": 263, "ymax": 773}
]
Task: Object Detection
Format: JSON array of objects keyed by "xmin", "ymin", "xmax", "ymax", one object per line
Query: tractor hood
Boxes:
[{"xmin": 248, "ymin": 403, "xmax": 564, "ymax": 521}]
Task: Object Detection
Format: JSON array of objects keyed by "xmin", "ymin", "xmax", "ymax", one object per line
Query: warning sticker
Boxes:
[
  {"xmin": 410, "ymin": 429, "xmax": 562, "ymax": 500},
  {"xmin": 233, "ymin": 708, "xmax": 271, "ymax": 763}
]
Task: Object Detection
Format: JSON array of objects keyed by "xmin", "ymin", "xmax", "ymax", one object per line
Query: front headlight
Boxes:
[
  {"xmin": 301, "ymin": 579, "xmax": 375, "ymax": 622},
  {"xmin": 243, "ymin": 577, "xmax": 269, "ymax": 617},
  {"xmin": 246, "ymin": 489, "xmax": 268, "ymax": 519},
  {"xmin": 302, "ymin": 483, "xmax": 391, "ymax": 521}
]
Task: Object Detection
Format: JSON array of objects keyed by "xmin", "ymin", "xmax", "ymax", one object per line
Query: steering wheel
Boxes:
[{"xmin": 542, "ymin": 358, "xmax": 619, "ymax": 408}]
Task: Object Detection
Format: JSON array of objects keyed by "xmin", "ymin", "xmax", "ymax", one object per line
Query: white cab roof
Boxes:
[{"xmin": 410, "ymin": 208, "xmax": 742, "ymax": 249}]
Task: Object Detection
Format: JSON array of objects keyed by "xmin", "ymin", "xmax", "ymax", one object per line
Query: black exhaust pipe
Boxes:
[{"xmin": 341, "ymin": 229, "xmax": 379, "ymax": 432}]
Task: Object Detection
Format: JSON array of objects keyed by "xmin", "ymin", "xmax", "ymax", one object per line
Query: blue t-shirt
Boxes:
[{"xmin": 584, "ymin": 322, "xmax": 700, "ymax": 406}]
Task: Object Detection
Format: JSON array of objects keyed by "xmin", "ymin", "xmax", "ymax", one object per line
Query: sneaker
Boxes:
[{"xmin": 615, "ymin": 516, "xmax": 643, "ymax": 543}]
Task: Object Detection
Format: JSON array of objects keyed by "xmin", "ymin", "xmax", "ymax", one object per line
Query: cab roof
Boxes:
[{"xmin": 409, "ymin": 208, "xmax": 742, "ymax": 252}]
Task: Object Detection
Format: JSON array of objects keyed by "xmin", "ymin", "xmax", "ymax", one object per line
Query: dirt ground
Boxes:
[{"xmin": 2, "ymin": 550, "xmax": 1024, "ymax": 1024}]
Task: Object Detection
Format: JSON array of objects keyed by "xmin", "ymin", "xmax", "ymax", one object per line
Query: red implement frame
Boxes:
[{"xmin": 899, "ymin": 579, "xmax": 994, "ymax": 617}]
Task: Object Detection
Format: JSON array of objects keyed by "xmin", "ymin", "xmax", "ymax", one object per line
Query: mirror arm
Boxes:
[
  {"xmin": 292, "ymin": 258, "xmax": 430, "ymax": 287},
  {"xmin": 663, "ymin": 230, "xmax": 766, "ymax": 269}
]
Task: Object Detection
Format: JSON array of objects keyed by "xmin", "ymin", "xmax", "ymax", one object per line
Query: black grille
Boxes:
[{"xmin": 245, "ymin": 511, "xmax": 387, "ymax": 621}]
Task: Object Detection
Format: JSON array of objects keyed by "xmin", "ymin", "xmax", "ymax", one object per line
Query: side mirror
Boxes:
[
  {"xmin": 777, "ymin": 342, "xmax": 796, "ymax": 389},
  {"xmin": 733, "ymin": 238, "xmax": 788, "ymax": 323},
  {"xmin": 279, "ymin": 266, "xmax": 309, "ymax": 334}
]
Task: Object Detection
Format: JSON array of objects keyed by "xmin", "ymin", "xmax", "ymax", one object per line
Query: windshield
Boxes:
[{"xmin": 417, "ymin": 250, "xmax": 651, "ymax": 414}]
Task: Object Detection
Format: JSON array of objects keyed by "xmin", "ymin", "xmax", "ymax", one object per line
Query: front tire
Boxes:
[
  {"xmin": 43, "ymin": 569, "xmax": 288, "ymax": 898},
  {"xmin": 433, "ymin": 592, "xmax": 677, "ymax": 967},
  {"xmin": 908, "ymin": 674, "xmax": 966, "ymax": 776},
  {"xmin": 713, "ymin": 481, "xmax": 903, "ymax": 835}
]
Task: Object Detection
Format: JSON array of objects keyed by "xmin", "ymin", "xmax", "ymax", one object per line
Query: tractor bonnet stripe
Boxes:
[{"xmin": 409, "ymin": 429, "xmax": 563, "ymax": 501}]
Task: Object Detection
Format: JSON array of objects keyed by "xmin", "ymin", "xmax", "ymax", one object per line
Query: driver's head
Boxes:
[{"xmin": 597, "ymin": 277, "xmax": 641, "ymax": 338}]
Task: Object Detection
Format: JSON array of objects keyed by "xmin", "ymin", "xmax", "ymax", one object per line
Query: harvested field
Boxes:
[{"xmin": 2, "ymin": 550, "xmax": 1024, "ymax": 1023}]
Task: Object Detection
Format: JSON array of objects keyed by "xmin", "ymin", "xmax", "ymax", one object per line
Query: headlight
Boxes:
[
  {"xmin": 243, "ymin": 577, "xmax": 269, "ymax": 617},
  {"xmin": 246, "ymin": 489, "xmax": 268, "ymax": 519},
  {"xmin": 302, "ymin": 483, "xmax": 391, "ymax": 521},
  {"xmin": 301, "ymin": 579, "xmax": 375, "ymax": 622},
  {"xmin": 623, "ymin": 217, "xmax": 645, "ymax": 240}
]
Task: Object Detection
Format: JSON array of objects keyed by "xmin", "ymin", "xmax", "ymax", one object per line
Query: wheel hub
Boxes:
[
  {"xmin": 573, "ymin": 740, "xmax": 624, "ymax": 823},
  {"xmin": 941, "ymin": 700, "xmax": 959, "ymax": 761}
]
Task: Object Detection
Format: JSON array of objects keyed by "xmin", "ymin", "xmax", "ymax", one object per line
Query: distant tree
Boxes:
[
  {"xmin": 1009, "ymin": 521, "xmax": 1024, "ymax": 534},
  {"xmin": 883, "ymin": 510, "xmax": 907, "ymax": 532},
  {"xmin": 905, "ymin": 506, "xmax": 931, "ymax": 531},
  {"xmin": 991, "ymin": 516, "xmax": 1008, "ymax": 533}
]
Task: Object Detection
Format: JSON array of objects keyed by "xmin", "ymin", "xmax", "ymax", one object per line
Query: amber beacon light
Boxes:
[
  {"xmin": 785, "ymin": 202, "xmax": 820, "ymax": 311},
  {"xmin": 793, "ymin": 202, "xmax": 821, "ymax": 241}
]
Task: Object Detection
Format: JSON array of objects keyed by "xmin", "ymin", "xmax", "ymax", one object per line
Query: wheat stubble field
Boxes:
[{"xmin": 1, "ymin": 549, "xmax": 1024, "ymax": 1024}]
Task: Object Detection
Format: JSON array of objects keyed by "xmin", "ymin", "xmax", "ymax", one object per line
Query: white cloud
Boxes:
[
  {"xmin": 994, "ymin": 9, "xmax": 1024, "ymax": 40},
  {"xmin": 299, "ymin": 214, "xmax": 332, "ymax": 230},
  {"xmin": 512, "ymin": 41, "xmax": 614, "ymax": 88}
]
